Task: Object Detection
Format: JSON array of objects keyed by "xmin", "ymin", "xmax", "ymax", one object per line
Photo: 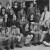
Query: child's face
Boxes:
[
  {"xmin": 44, "ymin": 7, "xmax": 48, "ymax": 12},
  {"xmin": 25, "ymin": 24, "xmax": 29, "ymax": 28},
  {"xmin": 21, "ymin": 9, "xmax": 24, "ymax": 13},
  {"xmin": 7, "ymin": 28, "xmax": 11, "ymax": 32},
  {"xmin": 10, "ymin": 9, "xmax": 14, "ymax": 14},
  {"xmin": 22, "ymin": 2, "xmax": 25, "ymax": 6},
  {"xmin": 2, "ymin": 9, "xmax": 5, "ymax": 13},
  {"xmin": 2, "ymin": 30, "xmax": 5, "ymax": 34},
  {"xmin": 45, "ymin": 21, "xmax": 49, "ymax": 27},
  {"xmin": 30, "ymin": 14, "xmax": 34, "ymax": 19},
  {"xmin": 16, "ymin": 28, "xmax": 20, "ymax": 34},
  {"xmin": 5, "ymin": 14, "xmax": 8, "ymax": 18},
  {"xmin": 34, "ymin": 25, "xmax": 37, "ymax": 30},
  {"xmin": 22, "ymin": 17, "xmax": 25, "ymax": 19},
  {"xmin": 15, "ymin": 2, "xmax": 17, "ymax": 6},
  {"xmin": 30, "ymin": 3, "xmax": 33, "ymax": 7}
]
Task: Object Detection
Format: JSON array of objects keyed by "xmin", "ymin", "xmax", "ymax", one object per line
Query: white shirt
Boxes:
[{"xmin": 40, "ymin": 11, "xmax": 50, "ymax": 23}]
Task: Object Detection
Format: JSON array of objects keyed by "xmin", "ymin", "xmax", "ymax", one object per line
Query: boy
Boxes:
[{"xmin": 30, "ymin": 23, "xmax": 42, "ymax": 45}]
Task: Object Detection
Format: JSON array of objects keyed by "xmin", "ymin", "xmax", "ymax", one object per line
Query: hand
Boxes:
[{"xmin": 39, "ymin": 21, "xmax": 42, "ymax": 25}]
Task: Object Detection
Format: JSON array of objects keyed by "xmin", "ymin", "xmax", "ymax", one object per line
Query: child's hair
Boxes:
[
  {"xmin": 29, "ymin": 13, "xmax": 34, "ymax": 19},
  {"xmin": 6, "ymin": 2, "xmax": 10, "ymax": 6}
]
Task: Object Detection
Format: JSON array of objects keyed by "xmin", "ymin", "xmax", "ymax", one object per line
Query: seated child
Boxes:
[
  {"xmin": 28, "ymin": 13, "xmax": 35, "ymax": 23},
  {"xmin": 41, "ymin": 21, "xmax": 50, "ymax": 46},
  {"xmin": 11, "ymin": 26, "xmax": 16, "ymax": 35},
  {"xmin": 40, "ymin": 21, "xmax": 49, "ymax": 42},
  {"xmin": 15, "ymin": 27, "xmax": 25, "ymax": 48},
  {"xmin": 19, "ymin": 16, "xmax": 28, "ymax": 26},
  {"xmin": 24, "ymin": 24, "xmax": 33, "ymax": 46},
  {"xmin": 1, "ymin": 27, "xmax": 5, "ymax": 35},
  {"xmin": 43, "ymin": 28, "xmax": 50, "ymax": 46},
  {"xmin": 30, "ymin": 23, "xmax": 42, "ymax": 45},
  {"xmin": 6, "ymin": 27, "xmax": 15, "ymax": 49},
  {"xmin": 6, "ymin": 27, "xmax": 11, "ymax": 36}
]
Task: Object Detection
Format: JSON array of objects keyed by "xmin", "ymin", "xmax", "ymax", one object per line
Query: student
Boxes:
[
  {"xmin": 40, "ymin": 21, "xmax": 49, "ymax": 43},
  {"xmin": 12, "ymin": 1, "xmax": 19, "ymax": 17},
  {"xmin": 7, "ymin": 9, "xmax": 16, "ymax": 27},
  {"xmin": 1, "ymin": 7, "xmax": 7, "ymax": 27},
  {"xmin": 15, "ymin": 27, "xmax": 25, "ymax": 48},
  {"xmin": 11, "ymin": 26, "xmax": 16, "ymax": 35},
  {"xmin": 39, "ymin": 5, "xmax": 50, "ymax": 26},
  {"xmin": 22, "ymin": 2, "xmax": 27, "ymax": 13},
  {"xmin": 12, "ymin": 13, "xmax": 17, "ymax": 26},
  {"xmin": 6, "ymin": 2, "xmax": 11, "ymax": 14},
  {"xmin": 1, "ymin": 7, "xmax": 6, "ymax": 16},
  {"xmin": 24, "ymin": 24, "xmax": 33, "ymax": 46},
  {"xmin": 1, "ymin": 27, "xmax": 5, "ymax": 35},
  {"xmin": 28, "ymin": 13, "xmax": 35, "ymax": 23},
  {"xmin": 27, "ymin": 2, "xmax": 35, "ymax": 17},
  {"xmin": 30, "ymin": 23, "xmax": 42, "ymax": 45},
  {"xmin": 4, "ymin": 14, "xmax": 8, "ymax": 27},
  {"xmin": 5, "ymin": 27, "xmax": 14, "ymax": 50},
  {"xmin": 19, "ymin": 16, "xmax": 28, "ymax": 27},
  {"xmin": 35, "ymin": 9, "xmax": 41, "ymax": 23}
]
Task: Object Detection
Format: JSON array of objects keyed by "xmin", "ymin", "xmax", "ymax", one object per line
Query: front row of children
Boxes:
[{"xmin": 0, "ymin": 21, "xmax": 50, "ymax": 50}]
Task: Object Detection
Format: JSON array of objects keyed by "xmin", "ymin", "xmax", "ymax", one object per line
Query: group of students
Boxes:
[{"xmin": 0, "ymin": 1, "xmax": 50, "ymax": 50}]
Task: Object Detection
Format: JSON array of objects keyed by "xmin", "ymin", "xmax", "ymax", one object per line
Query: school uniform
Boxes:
[
  {"xmin": 18, "ymin": 11, "xmax": 26, "ymax": 18},
  {"xmin": 27, "ymin": 7, "xmax": 35, "ymax": 16}
]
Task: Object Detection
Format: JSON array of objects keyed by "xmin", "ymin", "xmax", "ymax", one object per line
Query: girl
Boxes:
[
  {"xmin": 7, "ymin": 9, "xmax": 16, "ymax": 27},
  {"xmin": 6, "ymin": 2, "xmax": 11, "ymax": 14},
  {"xmin": 1, "ymin": 7, "xmax": 7, "ymax": 27},
  {"xmin": 24, "ymin": 23, "xmax": 33, "ymax": 46},
  {"xmin": 28, "ymin": 13, "xmax": 35, "ymax": 23},
  {"xmin": 12, "ymin": 1, "xmax": 19, "ymax": 17}
]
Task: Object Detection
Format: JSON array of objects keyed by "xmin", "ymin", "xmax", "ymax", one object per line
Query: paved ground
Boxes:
[{"xmin": 14, "ymin": 45, "xmax": 50, "ymax": 50}]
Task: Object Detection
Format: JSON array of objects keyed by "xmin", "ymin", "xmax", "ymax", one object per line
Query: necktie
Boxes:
[{"xmin": 43, "ymin": 12, "xmax": 46, "ymax": 21}]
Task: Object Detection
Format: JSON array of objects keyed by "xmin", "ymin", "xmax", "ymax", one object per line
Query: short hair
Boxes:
[
  {"xmin": 6, "ymin": 2, "xmax": 10, "ymax": 6},
  {"xmin": 1, "ymin": 7, "xmax": 6, "ymax": 11},
  {"xmin": 30, "ymin": 1, "xmax": 34, "ymax": 5}
]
